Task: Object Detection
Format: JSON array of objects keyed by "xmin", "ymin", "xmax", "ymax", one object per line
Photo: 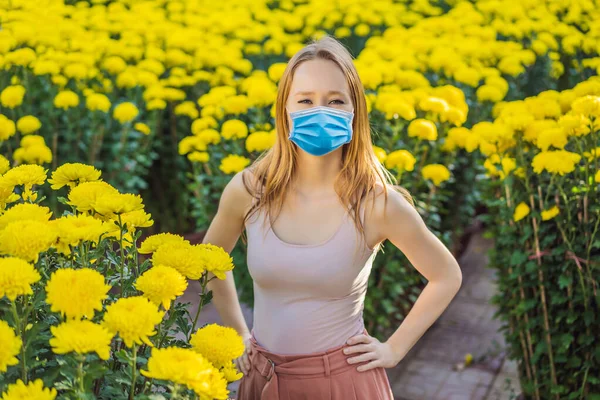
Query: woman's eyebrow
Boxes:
[{"xmin": 294, "ymin": 90, "xmax": 348, "ymax": 96}]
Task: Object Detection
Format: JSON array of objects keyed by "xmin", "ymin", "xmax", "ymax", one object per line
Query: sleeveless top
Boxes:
[{"xmin": 244, "ymin": 199, "xmax": 378, "ymax": 355}]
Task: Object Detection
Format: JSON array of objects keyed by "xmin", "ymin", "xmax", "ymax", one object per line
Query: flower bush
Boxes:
[{"xmin": 0, "ymin": 162, "xmax": 244, "ymax": 399}]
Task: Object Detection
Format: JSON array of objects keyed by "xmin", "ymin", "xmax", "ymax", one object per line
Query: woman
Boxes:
[{"xmin": 202, "ymin": 36, "xmax": 463, "ymax": 399}]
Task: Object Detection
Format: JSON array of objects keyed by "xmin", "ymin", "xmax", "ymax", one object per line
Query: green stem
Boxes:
[
  {"xmin": 77, "ymin": 357, "xmax": 85, "ymax": 394},
  {"xmin": 129, "ymin": 343, "xmax": 137, "ymax": 400},
  {"xmin": 118, "ymin": 214, "xmax": 125, "ymax": 298},
  {"xmin": 11, "ymin": 302, "xmax": 27, "ymax": 383},
  {"xmin": 189, "ymin": 274, "xmax": 208, "ymax": 341}
]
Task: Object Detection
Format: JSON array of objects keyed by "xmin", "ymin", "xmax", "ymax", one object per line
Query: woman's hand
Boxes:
[
  {"xmin": 343, "ymin": 333, "xmax": 402, "ymax": 372},
  {"xmin": 234, "ymin": 332, "xmax": 254, "ymax": 375}
]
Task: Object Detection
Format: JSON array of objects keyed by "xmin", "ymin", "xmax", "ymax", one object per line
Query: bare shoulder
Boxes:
[
  {"xmin": 364, "ymin": 183, "xmax": 426, "ymax": 241},
  {"xmin": 219, "ymin": 168, "xmax": 258, "ymax": 219}
]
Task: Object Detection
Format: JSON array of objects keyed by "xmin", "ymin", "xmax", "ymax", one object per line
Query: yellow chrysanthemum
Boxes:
[
  {"xmin": 140, "ymin": 347, "xmax": 215, "ymax": 389},
  {"xmin": 385, "ymin": 150, "xmax": 416, "ymax": 172},
  {"xmin": 0, "ymin": 257, "xmax": 40, "ymax": 301},
  {"xmin": 0, "ymin": 164, "xmax": 47, "ymax": 201},
  {"xmin": 372, "ymin": 145, "xmax": 387, "ymax": 163},
  {"xmin": 190, "ymin": 367, "xmax": 230, "ymax": 400},
  {"xmin": 190, "ymin": 323, "xmax": 245, "ymax": 369},
  {"xmin": 134, "ymin": 122, "xmax": 151, "ymax": 135},
  {"xmin": 113, "ymin": 102, "xmax": 139, "ymax": 124},
  {"xmin": 0, "ymin": 203, "xmax": 52, "ymax": 230},
  {"xmin": 408, "ymin": 119, "xmax": 438, "ymax": 141},
  {"xmin": 422, "ymin": 164, "xmax": 451, "ymax": 186},
  {"xmin": 92, "ymin": 193, "xmax": 144, "ymax": 217},
  {"xmin": 152, "ymin": 242, "xmax": 212, "ymax": 280},
  {"xmin": 16, "ymin": 115, "xmax": 42, "ymax": 134},
  {"xmin": 0, "ymin": 85, "xmax": 26, "ymax": 109},
  {"xmin": 86, "ymin": 93, "xmax": 111, "ymax": 112},
  {"xmin": 50, "ymin": 214, "xmax": 109, "ymax": 254},
  {"xmin": 541, "ymin": 206, "xmax": 560, "ymax": 221},
  {"xmin": 135, "ymin": 265, "xmax": 188, "ymax": 310},
  {"xmin": 513, "ymin": 202, "xmax": 530, "ymax": 222},
  {"xmin": 220, "ymin": 360, "xmax": 244, "ymax": 383},
  {"xmin": 138, "ymin": 233, "xmax": 190, "ymax": 254},
  {"xmin": 221, "ymin": 119, "xmax": 248, "ymax": 140},
  {"xmin": 219, "ymin": 155, "xmax": 250, "ymax": 175},
  {"xmin": 46, "ymin": 268, "xmax": 110, "ymax": 320},
  {"xmin": 48, "ymin": 163, "xmax": 102, "ymax": 190},
  {"xmin": 103, "ymin": 296, "xmax": 164, "ymax": 348},
  {"xmin": 67, "ymin": 181, "xmax": 119, "ymax": 212},
  {"xmin": 0, "ymin": 220, "xmax": 57, "ymax": 262},
  {"xmin": 0, "ymin": 155, "xmax": 9, "ymax": 175},
  {"xmin": 531, "ymin": 150, "xmax": 581, "ymax": 176},
  {"xmin": 596, "ymin": 170, "xmax": 600, "ymax": 183},
  {"xmin": 570, "ymin": 95, "xmax": 600, "ymax": 118},
  {"xmin": 245, "ymin": 131, "xmax": 276, "ymax": 152},
  {"xmin": 53, "ymin": 90, "xmax": 79, "ymax": 110},
  {"xmin": 50, "ymin": 320, "xmax": 113, "ymax": 360},
  {"xmin": 115, "ymin": 209, "xmax": 154, "ymax": 232},
  {"xmin": 199, "ymin": 244, "xmax": 234, "ymax": 280},
  {"xmin": 188, "ymin": 151, "xmax": 210, "ymax": 163},
  {"xmin": 0, "ymin": 379, "xmax": 56, "ymax": 400},
  {"xmin": 0, "ymin": 320, "xmax": 21, "ymax": 373}
]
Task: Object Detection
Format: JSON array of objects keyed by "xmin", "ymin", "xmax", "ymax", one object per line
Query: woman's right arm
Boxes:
[{"xmin": 201, "ymin": 170, "xmax": 253, "ymax": 338}]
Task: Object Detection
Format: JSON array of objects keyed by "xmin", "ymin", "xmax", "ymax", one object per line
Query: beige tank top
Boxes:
[{"xmin": 244, "ymin": 200, "xmax": 378, "ymax": 355}]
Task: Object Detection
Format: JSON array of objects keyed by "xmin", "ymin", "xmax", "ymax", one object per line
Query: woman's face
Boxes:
[{"xmin": 286, "ymin": 58, "xmax": 354, "ymax": 119}]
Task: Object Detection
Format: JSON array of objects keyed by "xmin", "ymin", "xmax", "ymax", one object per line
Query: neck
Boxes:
[{"xmin": 292, "ymin": 149, "xmax": 343, "ymax": 196}]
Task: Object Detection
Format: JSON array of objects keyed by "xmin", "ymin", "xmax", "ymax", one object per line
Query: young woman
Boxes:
[{"xmin": 202, "ymin": 36, "xmax": 463, "ymax": 399}]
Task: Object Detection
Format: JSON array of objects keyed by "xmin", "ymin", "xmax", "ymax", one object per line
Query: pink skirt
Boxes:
[{"xmin": 235, "ymin": 328, "xmax": 394, "ymax": 400}]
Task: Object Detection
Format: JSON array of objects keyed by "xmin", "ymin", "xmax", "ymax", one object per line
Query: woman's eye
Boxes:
[
  {"xmin": 330, "ymin": 99, "xmax": 344, "ymax": 105},
  {"xmin": 298, "ymin": 99, "xmax": 312, "ymax": 104}
]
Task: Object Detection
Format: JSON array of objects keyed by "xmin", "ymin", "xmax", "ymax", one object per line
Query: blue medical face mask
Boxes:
[{"xmin": 287, "ymin": 106, "xmax": 354, "ymax": 156}]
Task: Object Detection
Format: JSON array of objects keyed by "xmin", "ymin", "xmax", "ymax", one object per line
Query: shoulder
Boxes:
[
  {"xmin": 364, "ymin": 183, "xmax": 425, "ymax": 240},
  {"xmin": 219, "ymin": 168, "xmax": 259, "ymax": 218}
]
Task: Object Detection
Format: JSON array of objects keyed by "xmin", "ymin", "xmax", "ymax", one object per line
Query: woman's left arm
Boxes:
[{"xmin": 344, "ymin": 188, "xmax": 463, "ymax": 371}]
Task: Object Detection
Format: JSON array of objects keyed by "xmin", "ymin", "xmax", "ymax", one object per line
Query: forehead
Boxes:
[{"xmin": 289, "ymin": 58, "xmax": 350, "ymax": 94}]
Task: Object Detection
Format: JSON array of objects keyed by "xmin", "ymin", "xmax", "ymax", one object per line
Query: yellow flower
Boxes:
[
  {"xmin": 0, "ymin": 85, "xmax": 26, "ymax": 108},
  {"xmin": 0, "ymin": 320, "xmax": 21, "ymax": 373},
  {"xmin": 476, "ymin": 85, "xmax": 505, "ymax": 103},
  {"xmin": 596, "ymin": 170, "xmax": 600, "ymax": 183},
  {"xmin": 267, "ymin": 63, "xmax": 287, "ymax": 83},
  {"xmin": 191, "ymin": 117, "xmax": 218, "ymax": 133},
  {"xmin": 220, "ymin": 361, "xmax": 244, "ymax": 382},
  {"xmin": 67, "ymin": 181, "xmax": 119, "ymax": 212},
  {"xmin": 372, "ymin": 145, "xmax": 387, "ymax": 163},
  {"xmin": 245, "ymin": 131, "xmax": 276, "ymax": 152},
  {"xmin": 0, "ymin": 155, "xmax": 9, "ymax": 175},
  {"xmin": 147, "ymin": 99, "xmax": 166, "ymax": 110},
  {"xmin": 195, "ymin": 129, "xmax": 221, "ymax": 145},
  {"xmin": 385, "ymin": 150, "xmax": 416, "ymax": 172},
  {"xmin": 16, "ymin": 115, "xmax": 41, "ymax": 134},
  {"xmin": 0, "ymin": 164, "xmax": 47, "ymax": 201},
  {"xmin": 532, "ymin": 150, "xmax": 581, "ymax": 176},
  {"xmin": 199, "ymin": 244, "xmax": 234, "ymax": 280},
  {"xmin": 54, "ymin": 90, "xmax": 80, "ymax": 110},
  {"xmin": 422, "ymin": 164, "xmax": 451, "ymax": 186},
  {"xmin": 113, "ymin": 102, "xmax": 139, "ymax": 123},
  {"xmin": 46, "ymin": 268, "xmax": 110, "ymax": 320},
  {"xmin": 536, "ymin": 128, "xmax": 568, "ymax": 151},
  {"xmin": 103, "ymin": 296, "xmax": 164, "ymax": 348},
  {"xmin": 48, "ymin": 163, "xmax": 102, "ymax": 190},
  {"xmin": 570, "ymin": 95, "xmax": 600, "ymax": 118},
  {"xmin": 190, "ymin": 367, "xmax": 230, "ymax": 400},
  {"xmin": 408, "ymin": 119, "xmax": 437, "ymax": 141},
  {"xmin": 138, "ymin": 233, "xmax": 190, "ymax": 254},
  {"xmin": 134, "ymin": 122, "xmax": 151, "ymax": 135},
  {"xmin": 151, "ymin": 242, "xmax": 208, "ymax": 280},
  {"xmin": 50, "ymin": 320, "xmax": 113, "ymax": 360},
  {"xmin": 140, "ymin": 347, "xmax": 215, "ymax": 390},
  {"xmin": 116, "ymin": 209, "xmax": 154, "ymax": 232},
  {"xmin": 0, "ymin": 257, "xmax": 40, "ymax": 301},
  {"xmin": 86, "ymin": 93, "xmax": 111, "ymax": 112},
  {"xmin": 92, "ymin": 193, "xmax": 144, "ymax": 217},
  {"xmin": 221, "ymin": 119, "xmax": 249, "ymax": 140},
  {"xmin": 13, "ymin": 142, "xmax": 53, "ymax": 166},
  {"xmin": 179, "ymin": 136, "xmax": 207, "ymax": 155},
  {"xmin": 0, "ymin": 115, "xmax": 16, "ymax": 141},
  {"xmin": 135, "ymin": 265, "xmax": 188, "ymax": 310},
  {"xmin": 558, "ymin": 114, "xmax": 590, "ymax": 137},
  {"xmin": 174, "ymin": 101, "xmax": 199, "ymax": 119},
  {"xmin": 0, "ymin": 379, "xmax": 56, "ymax": 400},
  {"xmin": 188, "ymin": 151, "xmax": 210, "ymax": 163},
  {"xmin": 513, "ymin": 202, "xmax": 530, "ymax": 222},
  {"xmin": 0, "ymin": 203, "xmax": 52, "ymax": 230},
  {"xmin": 541, "ymin": 206, "xmax": 560, "ymax": 221},
  {"xmin": 219, "ymin": 155, "xmax": 250, "ymax": 175},
  {"xmin": 190, "ymin": 323, "xmax": 245, "ymax": 369},
  {"xmin": 50, "ymin": 214, "xmax": 109, "ymax": 254},
  {"xmin": 0, "ymin": 220, "xmax": 57, "ymax": 262}
]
